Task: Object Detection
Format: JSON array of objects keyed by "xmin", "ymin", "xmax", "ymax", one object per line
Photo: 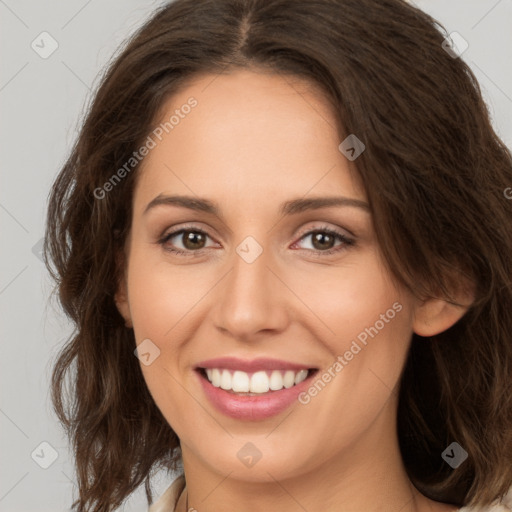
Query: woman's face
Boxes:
[{"xmin": 117, "ymin": 69, "xmax": 423, "ymax": 482}]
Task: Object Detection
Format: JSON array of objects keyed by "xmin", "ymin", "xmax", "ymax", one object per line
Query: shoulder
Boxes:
[
  {"xmin": 148, "ymin": 475, "xmax": 186, "ymax": 512},
  {"xmin": 459, "ymin": 487, "xmax": 512, "ymax": 512},
  {"xmin": 146, "ymin": 480, "xmax": 512, "ymax": 512}
]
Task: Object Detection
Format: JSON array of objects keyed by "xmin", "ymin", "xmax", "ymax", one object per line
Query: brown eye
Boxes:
[
  {"xmin": 180, "ymin": 230, "xmax": 207, "ymax": 250},
  {"xmin": 310, "ymin": 231, "xmax": 337, "ymax": 251},
  {"xmin": 293, "ymin": 226, "xmax": 355, "ymax": 255},
  {"xmin": 159, "ymin": 227, "xmax": 215, "ymax": 255}
]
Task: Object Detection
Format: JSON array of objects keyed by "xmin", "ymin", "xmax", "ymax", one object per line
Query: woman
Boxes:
[{"xmin": 44, "ymin": 0, "xmax": 512, "ymax": 511}]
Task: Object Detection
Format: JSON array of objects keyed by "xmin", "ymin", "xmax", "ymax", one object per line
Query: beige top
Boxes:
[
  {"xmin": 148, "ymin": 476, "xmax": 186, "ymax": 512},
  {"xmin": 148, "ymin": 475, "xmax": 512, "ymax": 512}
]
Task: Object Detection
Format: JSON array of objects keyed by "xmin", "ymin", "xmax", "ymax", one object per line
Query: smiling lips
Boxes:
[
  {"xmin": 195, "ymin": 357, "xmax": 318, "ymax": 420},
  {"xmin": 205, "ymin": 368, "xmax": 309, "ymax": 394}
]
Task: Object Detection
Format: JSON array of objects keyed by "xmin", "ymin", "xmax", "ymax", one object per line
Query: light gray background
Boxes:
[{"xmin": 1, "ymin": 1, "xmax": 511, "ymax": 511}]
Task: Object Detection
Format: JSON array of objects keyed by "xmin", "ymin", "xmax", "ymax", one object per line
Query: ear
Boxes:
[
  {"xmin": 412, "ymin": 277, "xmax": 475, "ymax": 337},
  {"xmin": 114, "ymin": 249, "xmax": 133, "ymax": 329}
]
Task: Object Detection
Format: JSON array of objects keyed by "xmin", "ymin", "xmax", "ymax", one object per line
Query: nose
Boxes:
[{"xmin": 212, "ymin": 241, "xmax": 290, "ymax": 342}]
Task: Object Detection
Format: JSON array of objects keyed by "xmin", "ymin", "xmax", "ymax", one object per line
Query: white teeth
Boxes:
[
  {"xmin": 232, "ymin": 371, "xmax": 250, "ymax": 392},
  {"xmin": 283, "ymin": 370, "xmax": 295, "ymax": 388},
  {"xmin": 203, "ymin": 368, "xmax": 311, "ymax": 393},
  {"xmin": 250, "ymin": 371, "xmax": 270, "ymax": 393},
  {"xmin": 220, "ymin": 369, "xmax": 232, "ymax": 390},
  {"xmin": 269, "ymin": 370, "xmax": 284, "ymax": 390},
  {"xmin": 294, "ymin": 369, "xmax": 308, "ymax": 385},
  {"xmin": 211, "ymin": 368, "xmax": 221, "ymax": 387}
]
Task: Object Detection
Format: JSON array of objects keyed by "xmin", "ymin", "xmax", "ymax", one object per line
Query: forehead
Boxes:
[{"xmin": 134, "ymin": 69, "xmax": 366, "ymax": 216}]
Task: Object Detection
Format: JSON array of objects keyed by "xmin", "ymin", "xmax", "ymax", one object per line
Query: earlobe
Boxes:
[{"xmin": 115, "ymin": 292, "xmax": 133, "ymax": 329}]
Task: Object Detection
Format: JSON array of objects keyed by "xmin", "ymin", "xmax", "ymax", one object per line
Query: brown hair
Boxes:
[{"xmin": 44, "ymin": 0, "xmax": 512, "ymax": 510}]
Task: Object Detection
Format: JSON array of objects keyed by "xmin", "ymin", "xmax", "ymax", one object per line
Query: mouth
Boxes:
[
  {"xmin": 194, "ymin": 358, "xmax": 319, "ymax": 420},
  {"xmin": 196, "ymin": 367, "xmax": 316, "ymax": 395}
]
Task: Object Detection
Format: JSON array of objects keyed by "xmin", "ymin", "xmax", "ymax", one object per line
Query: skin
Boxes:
[{"xmin": 116, "ymin": 68, "xmax": 471, "ymax": 512}]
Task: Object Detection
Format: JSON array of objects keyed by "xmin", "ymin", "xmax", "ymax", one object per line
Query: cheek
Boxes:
[
  {"xmin": 127, "ymin": 249, "xmax": 209, "ymax": 339},
  {"xmin": 298, "ymin": 255, "xmax": 413, "ymax": 396},
  {"xmin": 297, "ymin": 254, "xmax": 405, "ymax": 348},
  {"xmin": 126, "ymin": 248, "xmax": 218, "ymax": 424}
]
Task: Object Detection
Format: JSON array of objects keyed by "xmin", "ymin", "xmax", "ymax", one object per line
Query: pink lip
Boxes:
[
  {"xmin": 195, "ymin": 357, "xmax": 312, "ymax": 373},
  {"xmin": 194, "ymin": 357, "xmax": 317, "ymax": 421}
]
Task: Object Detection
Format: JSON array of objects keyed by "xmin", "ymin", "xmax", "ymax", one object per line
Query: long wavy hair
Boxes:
[{"xmin": 44, "ymin": 0, "xmax": 512, "ymax": 510}]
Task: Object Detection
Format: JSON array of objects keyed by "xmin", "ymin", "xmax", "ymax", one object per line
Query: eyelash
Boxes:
[{"xmin": 157, "ymin": 223, "xmax": 355, "ymax": 257}]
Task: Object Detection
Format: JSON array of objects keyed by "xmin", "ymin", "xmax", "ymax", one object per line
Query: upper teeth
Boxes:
[{"xmin": 204, "ymin": 369, "xmax": 309, "ymax": 393}]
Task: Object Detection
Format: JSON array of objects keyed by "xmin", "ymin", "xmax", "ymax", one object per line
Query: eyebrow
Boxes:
[{"xmin": 143, "ymin": 194, "xmax": 370, "ymax": 218}]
